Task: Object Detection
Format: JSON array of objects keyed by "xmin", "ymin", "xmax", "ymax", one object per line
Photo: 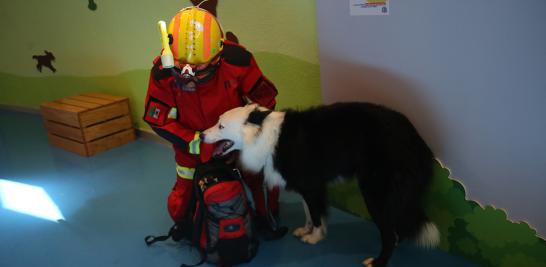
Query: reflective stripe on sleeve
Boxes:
[{"xmin": 188, "ymin": 132, "xmax": 201, "ymax": 155}]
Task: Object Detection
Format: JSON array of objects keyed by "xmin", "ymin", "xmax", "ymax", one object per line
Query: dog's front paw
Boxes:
[
  {"xmin": 299, "ymin": 227, "xmax": 325, "ymax": 245},
  {"xmin": 362, "ymin": 257, "xmax": 374, "ymax": 267},
  {"xmin": 292, "ymin": 224, "xmax": 312, "ymax": 237}
]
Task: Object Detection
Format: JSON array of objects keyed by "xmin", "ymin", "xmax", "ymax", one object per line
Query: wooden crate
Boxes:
[{"xmin": 40, "ymin": 92, "xmax": 136, "ymax": 156}]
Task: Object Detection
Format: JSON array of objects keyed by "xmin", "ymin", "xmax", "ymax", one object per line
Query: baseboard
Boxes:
[
  {"xmin": 0, "ymin": 104, "xmax": 41, "ymax": 115},
  {"xmin": 0, "ymin": 104, "xmax": 170, "ymax": 146},
  {"xmin": 136, "ymin": 128, "xmax": 171, "ymax": 146}
]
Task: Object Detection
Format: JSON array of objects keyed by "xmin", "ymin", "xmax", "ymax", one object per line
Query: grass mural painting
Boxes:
[{"xmin": 328, "ymin": 161, "xmax": 546, "ymax": 267}]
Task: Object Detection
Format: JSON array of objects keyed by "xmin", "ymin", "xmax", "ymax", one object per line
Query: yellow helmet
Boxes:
[{"xmin": 167, "ymin": 6, "xmax": 224, "ymax": 65}]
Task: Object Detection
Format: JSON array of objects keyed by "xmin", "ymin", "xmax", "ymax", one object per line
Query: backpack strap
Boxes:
[
  {"xmin": 232, "ymin": 168, "xmax": 256, "ymax": 212},
  {"xmin": 262, "ymin": 184, "xmax": 279, "ymax": 230},
  {"xmin": 232, "ymin": 167, "xmax": 278, "ymax": 230},
  {"xmin": 144, "ymin": 224, "xmax": 181, "ymax": 246},
  {"xmin": 144, "ymin": 233, "xmax": 170, "ymax": 246}
]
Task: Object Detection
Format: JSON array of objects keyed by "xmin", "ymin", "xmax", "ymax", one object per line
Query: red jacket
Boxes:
[{"xmin": 143, "ymin": 41, "xmax": 277, "ymax": 171}]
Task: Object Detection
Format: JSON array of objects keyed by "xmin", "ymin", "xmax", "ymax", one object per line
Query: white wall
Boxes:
[{"xmin": 317, "ymin": 0, "xmax": 546, "ymax": 236}]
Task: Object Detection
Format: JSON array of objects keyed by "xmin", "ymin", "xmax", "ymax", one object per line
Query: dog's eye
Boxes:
[{"xmin": 219, "ymin": 124, "xmax": 224, "ymax": 130}]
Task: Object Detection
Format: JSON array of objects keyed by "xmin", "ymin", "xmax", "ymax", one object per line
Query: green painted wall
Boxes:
[
  {"xmin": 0, "ymin": 0, "xmax": 322, "ymax": 131},
  {"xmin": 0, "ymin": 52, "xmax": 320, "ymax": 130}
]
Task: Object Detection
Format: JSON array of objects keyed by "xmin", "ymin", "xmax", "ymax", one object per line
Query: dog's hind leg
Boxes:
[
  {"xmin": 358, "ymin": 178, "xmax": 397, "ymax": 267},
  {"xmin": 292, "ymin": 199, "xmax": 313, "ymax": 237},
  {"xmin": 364, "ymin": 218, "xmax": 396, "ymax": 267},
  {"xmin": 298, "ymin": 189, "xmax": 328, "ymax": 245}
]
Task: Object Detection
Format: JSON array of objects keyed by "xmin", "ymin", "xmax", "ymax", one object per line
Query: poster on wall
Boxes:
[{"xmin": 350, "ymin": 0, "xmax": 389, "ymax": 16}]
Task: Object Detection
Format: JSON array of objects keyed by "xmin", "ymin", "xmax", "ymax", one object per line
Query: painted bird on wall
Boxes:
[{"xmin": 32, "ymin": 50, "xmax": 56, "ymax": 73}]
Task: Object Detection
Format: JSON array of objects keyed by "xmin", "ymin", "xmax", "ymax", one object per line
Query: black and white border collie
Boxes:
[{"xmin": 202, "ymin": 103, "xmax": 440, "ymax": 267}]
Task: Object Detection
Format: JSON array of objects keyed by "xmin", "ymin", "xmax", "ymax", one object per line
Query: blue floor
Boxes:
[{"xmin": 0, "ymin": 109, "xmax": 478, "ymax": 267}]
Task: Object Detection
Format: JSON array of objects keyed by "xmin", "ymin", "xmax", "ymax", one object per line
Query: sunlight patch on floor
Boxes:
[{"xmin": 0, "ymin": 179, "xmax": 64, "ymax": 222}]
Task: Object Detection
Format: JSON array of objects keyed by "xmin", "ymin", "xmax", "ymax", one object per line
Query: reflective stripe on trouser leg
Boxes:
[{"xmin": 176, "ymin": 164, "xmax": 195, "ymax": 180}]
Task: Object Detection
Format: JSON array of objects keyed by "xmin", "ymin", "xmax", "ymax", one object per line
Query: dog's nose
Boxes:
[{"xmin": 199, "ymin": 133, "xmax": 205, "ymax": 141}]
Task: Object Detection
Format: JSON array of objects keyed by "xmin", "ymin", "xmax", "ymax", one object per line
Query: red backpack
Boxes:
[{"xmin": 146, "ymin": 159, "xmax": 259, "ymax": 267}]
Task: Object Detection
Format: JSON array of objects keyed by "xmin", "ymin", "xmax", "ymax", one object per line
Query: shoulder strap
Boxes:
[
  {"xmin": 152, "ymin": 59, "xmax": 172, "ymax": 81},
  {"xmin": 233, "ymin": 168, "xmax": 256, "ymax": 212},
  {"xmin": 222, "ymin": 43, "xmax": 252, "ymax": 66},
  {"xmin": 144, "ymin": 224, "xmax": 179, "ymax": 246}
]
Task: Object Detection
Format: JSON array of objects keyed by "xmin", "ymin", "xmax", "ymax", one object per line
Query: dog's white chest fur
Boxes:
[{"xmin": 238, "ymin": 110, "xmax": 287, "ymax": 189}]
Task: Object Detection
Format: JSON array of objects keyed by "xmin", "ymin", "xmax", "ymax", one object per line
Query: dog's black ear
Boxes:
[{"xmin": 246, "ymin": 109, "xmax": 272, "ymax": 126}]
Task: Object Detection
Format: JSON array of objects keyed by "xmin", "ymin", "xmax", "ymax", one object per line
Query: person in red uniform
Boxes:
[{"xmin": 143, "ymin": 6, "xmax": 286, "ymax": 239}]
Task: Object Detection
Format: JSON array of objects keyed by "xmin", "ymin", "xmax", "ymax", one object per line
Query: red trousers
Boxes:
[{"xmin": 167, "ymin": 171, "xmax": 280, "ymax": 222}]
